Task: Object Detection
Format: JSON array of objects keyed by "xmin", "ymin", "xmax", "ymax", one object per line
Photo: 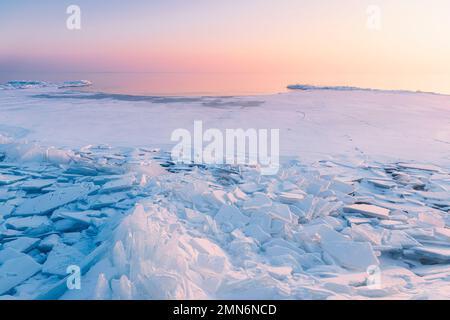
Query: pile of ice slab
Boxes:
[
  {"xmin": 0, "ymin": 139, "xmax": 450, "ymax": 299},
  {"xmin": 0, "ymin": 144, "xmax": 165, "ymax": 298},
  {"xmin": 45, "ymin": 150, "xmax": 450, "ymax": 299}
]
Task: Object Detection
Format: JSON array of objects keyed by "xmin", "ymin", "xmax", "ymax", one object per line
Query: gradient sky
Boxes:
[{"xmin": 1, "ymin": 0, "xmax": 450, "ymax": 90}]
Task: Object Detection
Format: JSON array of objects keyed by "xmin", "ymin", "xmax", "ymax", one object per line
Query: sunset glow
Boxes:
[{"xmin": 1, "ymin": 0, "xmax": 450, "ymax": 93}]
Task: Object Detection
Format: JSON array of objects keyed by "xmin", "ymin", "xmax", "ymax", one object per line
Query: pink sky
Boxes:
[{"xmin": 1, "ymin": 1, "xmax": 450, "ymax": 93}]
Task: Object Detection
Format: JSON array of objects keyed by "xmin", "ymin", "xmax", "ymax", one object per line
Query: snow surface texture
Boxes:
[{"xmin": 0, "ymin": 84, "xmax": 450, "ymax": 300}]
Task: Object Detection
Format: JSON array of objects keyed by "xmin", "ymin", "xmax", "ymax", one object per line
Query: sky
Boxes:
[{"xmin": 1, "ymin": 0, "xmax": 450, "ymax": 93}]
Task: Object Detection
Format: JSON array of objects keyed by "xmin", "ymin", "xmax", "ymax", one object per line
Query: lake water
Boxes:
[{"xmin": 1, "ymin": 72, "xmax": 449, "ymax": 96}]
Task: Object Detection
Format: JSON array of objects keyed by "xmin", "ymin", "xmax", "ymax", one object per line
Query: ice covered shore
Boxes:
[{"xmin": 0, "ymin": 84, "xmax": 450, "ymax": 299}]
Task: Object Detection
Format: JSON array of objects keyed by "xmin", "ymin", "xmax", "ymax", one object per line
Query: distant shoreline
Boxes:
[{"xmin": 1, "ymin": 79, "xmax": 449, "ymax": 98}]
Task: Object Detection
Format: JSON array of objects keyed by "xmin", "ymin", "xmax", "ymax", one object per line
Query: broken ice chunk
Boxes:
[
  {"xmin": 208, "ymin": 190, "xmax": 227, "ymax": 206},
  {"xmin": 87, "ymin": 192, "xmax": 128, "ymax": 210},
  {"xmin": 42, "ymin": 244, "xmax": 85, "ymax": 276},
  {"xmin": 19, "ymin": 179, "xmax": 54, "ymax": 192},
  {"xmin": 416, "ymin": 212, "xmax": 446, "ymax": 228},
  {"xmin": 225, "ymin": 192, "xmax": 238, "ymax": 204},
  {"xmin": 56, "ymin": 211, "xmax": 98, "ymax": 226},
  {"xmin": 277, "ymin": 192, "xmax": 305, "ymax": 204},
  {"xmin": 0, "ymin": 225, "xmax": 21, "ymax": 238},
  {"xmin": 295, "ymin": 224, "xmax": 349, "ymax": 253},
  {"xmin": 62, "ymin": 232, "xmax": 83, "ymax": 246},
  {"xmin": 412, "ymin": 264, "xmax": 450, "ymax": 277},
  {"xmin": 232, "ymin": 187, "xmax": 248, "ymax": 201},
  {"xmin": 4, "ymin": 237, "xmax": 39, "ymax": 253},
  {"xmin": 322, "ymin": 241, "xmax": 379, "ymax": 271},
  {"xmin": 38, "ymin": 234, "xmax": 61, "ymax": 252},
  {"xmin": 281, "ymin": 181, "xmax": 298, "ymax": 192},
  {"xmin": 0, "ymin": 248, "xmax": 24, "ymax": 264},
  {"xmin": 0, "ymin": 190, "xmax": 15, "ymax": 202},
  {"xmin": 263, "ymin": 238, "xmax": 306, "ymax": 256},
  {"xmin": 408, "ymin": 245, "xmax": 450, "ymax": 263},
  {"xmin": 329, "ymin": 180, "xmax": 355, "ymax": 194},
  {"xmin": 416, "ymin": 191, "xmax": 449, "ymax": 202},
  {"xmin": 269, "ymin": 203, "xmax": 295, "ymax": 224},
  {"xmin": 378, "ymin": 220, "xmax": 407, "ymax": 230},
  {"xmin": 398, "ymin": 163, "xmax": 442, "ymax": 173},
  {"xmin": 367, "ymin": 179, "xmax": 396, "ymax": 189},
  {"xmin": 249, "ymin": 211, "xmax": 272, "ymax": 234},
  {"xmin": 343, "ymin": 204, "xmax": 390, "ymax": 219},
  {"xmin": 5, "ymin": 216, "xmax": 51, "ymax": 231},
  {"xmin": 215, "ymin": 204, "xmax": 249, "ymax": 231},
  {"xmin": 243, "ymin": 224, "xmax": 271, "ymax": 244},
  {"xmin": 343, "ymin": 224, "xmax": 383, "ymax": 246},
  {"xmin": 392, "ymin": 172, "xmax": 425, "ymax": 189},
  {"xmin": 266, "ymin": 265, "xmax": 293, "ymax": 281},
  {"xmin": 435, "ymin": 228, "xmax": 450, "ymax": 242},
  {"xmin": 53, "ymin": 219, "xmax": 88, "ymax": 232},
  {"xmin": 405, "ymin": 228, "xmax": 435, "ymax": 241},
  {"xmin": 242, "ymin": 193, "xmax": 272, "ymax": 211},
  {"xmin": 100, "ymin": 175, "xmax": 136, "ymax": 194},
  {"xmin": 345, "ymin": 216, "xmax": 374, "ymax": 225},
  {"xmin": 239, "ymin": 182, "xmax": 264, "ymax": 194},
  {"xmin": 190, "ymin": 237, "xmax": 228, "ymax": 272},
  {"xmin": 0, "ymin": 203, "xmax": 15, "ymax": 218},
  {"xmin": 111, "ymin": 275, "xmax": 132, "ymax": 300},
  {"xmin": 0, "ymin": 255, "xmax": 42, "ymax": 295},
  {"xmin": 94, "ymin": 273, "xmax": 111, "ymax": 300},
  {"xmin": 382, "ymin": 230, "xmax": 421, "ymax": 250},
  {"xmin": 14, "ymin": 183, "xmax": 93, "ymax": 216},
  {"xmin": 184, "ymin": 208, "xmax": 206, "ymax": 224},
  {"xmin": 263, "ymin": 245, "xmax": 304, "ymax": 268},
  {"xmin": 65, "ymin": 165, "xmax": 98, "ymax": 176},
  {"xmin": 0, "ymin": 174, "xmax": 27, "ymax": 186}
]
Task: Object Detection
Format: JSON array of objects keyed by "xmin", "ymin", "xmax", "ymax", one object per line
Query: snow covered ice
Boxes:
[{"xmin": 0, "ymin": 84, "xmax": 450, "ymax": 299}]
